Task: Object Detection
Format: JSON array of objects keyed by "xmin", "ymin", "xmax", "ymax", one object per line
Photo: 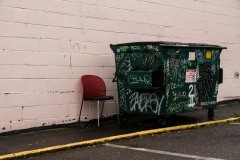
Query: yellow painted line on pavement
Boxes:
[{"xmin": 0, "ymin": 117, "xmax": 239, "ymax": 160}]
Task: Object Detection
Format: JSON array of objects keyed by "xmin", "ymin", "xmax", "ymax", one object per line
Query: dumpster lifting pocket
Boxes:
[
  {"xmin": 218, "ymin": 68, "xmax": 223, "ymax": 84},
  {"xmin": 126, "ymin": 70, "xmax": 163, "ymax": 90}
]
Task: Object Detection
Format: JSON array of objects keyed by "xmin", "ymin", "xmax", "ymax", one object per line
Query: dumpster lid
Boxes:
[{"xmin": 110, "ymin": 41, "xmax": 227, "ymax": 49}]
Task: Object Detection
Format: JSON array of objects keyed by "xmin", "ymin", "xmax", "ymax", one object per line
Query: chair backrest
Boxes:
[{"xmin": 81, "ymin": 75, "xmax": 106, "ymax": 99}]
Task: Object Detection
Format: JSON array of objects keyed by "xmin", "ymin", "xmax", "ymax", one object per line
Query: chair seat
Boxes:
[{"xmin": 84, "ymin": 96, "xmax": 114, "ymax": 101}]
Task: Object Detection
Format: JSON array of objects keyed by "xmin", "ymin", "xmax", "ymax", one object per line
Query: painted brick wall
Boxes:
[{"xmin": 0, "ymin": 0, "xmax": 239, "ymax": 133}]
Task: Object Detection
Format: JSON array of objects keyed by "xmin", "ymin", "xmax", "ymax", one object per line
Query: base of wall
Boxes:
[
  {"xmin": 0, "ymin": 114, "xmax": 118, "ymax": 136},
  {"xmin": 1, "ymin": 99, "xmax": 239, "ymax": 136}
]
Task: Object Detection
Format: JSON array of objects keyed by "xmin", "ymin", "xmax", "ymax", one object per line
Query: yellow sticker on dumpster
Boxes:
[{"xmin": 206, "ymin": 51, "xmax": 212, "ymax": 59}]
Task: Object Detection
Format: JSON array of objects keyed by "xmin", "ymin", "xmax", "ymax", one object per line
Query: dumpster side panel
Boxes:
[
  {"xmin": 164, "ymin": 47, "xmax": 222, "ymax": 114},
  {"xmin": 110, "ymin": 46, "xmax": 129, "ymax": 112}
]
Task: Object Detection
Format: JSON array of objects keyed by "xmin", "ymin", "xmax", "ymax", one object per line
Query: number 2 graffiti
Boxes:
[{"xmin": 188, "ymin": 84, "xmax": 195, "ymax": 108}]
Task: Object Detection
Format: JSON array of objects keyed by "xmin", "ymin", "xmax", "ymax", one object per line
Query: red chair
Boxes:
[{"xmin": 79, "ymin": 75, "xmax": 119, "ymax": 127}]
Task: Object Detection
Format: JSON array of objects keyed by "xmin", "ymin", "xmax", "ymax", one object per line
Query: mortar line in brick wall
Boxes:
[
  {"xmin": 0, "ymin": 48, "xmax": 114, "ymax": 55},
  {"xmin": 1, "ymin": 15, "xmax": 239, "ymax": 34},
  {"xmin": 136, "ymin": 0, "xmax": 240, "ymax": 11},
  {"xmin": 193, "ymin": 0, "xmax": 240, "ymax": 9},
  {"xmin": 3, "ymin": 34, "xmax": 238, "ymax": 46},
  {"xmin": 0, "ymin": 3, "xmax": 239, "ymax": 28},
  {"xmin": 60, "ymin": 0, "xmax": 240, "ymax": 10},
  {"xmin": 0, "ymin": 30, "xmax": 199, "ymax": 41},
  {"xmin": 60, "ymin": 0, "xmax": 240, "ymax": 17}
]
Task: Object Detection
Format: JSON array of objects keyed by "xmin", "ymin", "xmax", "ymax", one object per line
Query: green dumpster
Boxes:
[{"xmin": 110, "ymin": 42, "xmax": 226, "ymax": 124}]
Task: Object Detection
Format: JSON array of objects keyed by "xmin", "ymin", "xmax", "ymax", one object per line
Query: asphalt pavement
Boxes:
[
  {"xmin": 0, "ymin": 101, "xmax": 240, "ymax": 159},
  {"xmin": 24, "ymin": 121, "xmax": 240, "ymax": 160}
]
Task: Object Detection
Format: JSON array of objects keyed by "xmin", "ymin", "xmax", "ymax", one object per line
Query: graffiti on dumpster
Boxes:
[
  {"xmin": 196, "ymin": 66, "xmax": 200, "ymax": 81},
  {"xmin": 118, "ymin": 55, "xmax": 132, "ymax": 75},
  {"xmin": 117, "ymin": 46, "xmax": 129, "ymax": 52},
  {"xmin": 113, "ymin": 45, "xmax": 221, "ymax": 114},
  {"xmin": 167, "ymin": 101, "xmax": 189, "ymax": 113},
  {"xmin": 172, "ymin": 90, "xmax": 187, "ymax": 100},
  {"xmin": 118, "ymin": 80, "xmax": 127, "ymax": 110},
  {"xmin": 128, "ymin": 74, "xmax": 152, "ymax": 85},
  {"xmin": 129, "ymin": 92, "xmax": 164, "ymax": 115},
  {"xmin": 213, "ymin": 82, "xmax": 218, "ymax": 98},
  {"xmin": 129, "ymin": 51, "xmax": 162, "ymax": 70},
  {"xmin": 146, "ymin": 45, "xmax": 159, "ymax": 51},
  {"xmin": 130, "ymin": 45, "xmax": 141, "ymax": 51},
  {"xmin": 197, "ymin": 62, "xmax": 215, "ymax": 104},
  {"xmin": 188, "ymin": 84, "xmax": 195, "ymax": 108},
  {"xmin": 166, "ymin": 85, "xmax": 197, "ymax": 113},
  {"xmin": 165, "ymin": 58, "xmax": 188, "ymax": 82}
]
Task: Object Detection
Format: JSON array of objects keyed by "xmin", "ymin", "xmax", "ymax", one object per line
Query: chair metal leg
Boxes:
[
  {"xmin": 101, "ymin": 100, "xmax": 105, "ymax": 118},
  {"xmin": 97, "ymin": 100, "xmax": 100, "ymax": 127},
  {"xmin": 79, "ymin": 98, "xmax": 84, "ymax": 121},
  {"xmin": 114, "ymin": 100, "xmax": 119, "ymax": 124}
]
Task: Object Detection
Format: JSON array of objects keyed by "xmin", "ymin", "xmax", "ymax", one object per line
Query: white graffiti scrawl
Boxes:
[
  {"xmin": 129, "ymin": 92, "xmax": 164, "ymax": 115},
  {"xmin": 118, "ymin": 80, "xmax": 127, "ymax": 110},
  {"xmin": 128, "ymin": 74, "xmax": 152, "ymax": 85}
]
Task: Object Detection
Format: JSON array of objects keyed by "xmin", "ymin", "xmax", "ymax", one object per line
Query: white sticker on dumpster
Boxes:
[
  {"xmin": 188, "ymin": 52, "xmax": 196, "ymax": 61},
  {"xmin": 185, "ymin": 69, "xmax": 196, "ymax": 83}
]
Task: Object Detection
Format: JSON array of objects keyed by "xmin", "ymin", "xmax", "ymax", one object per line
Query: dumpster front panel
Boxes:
[{"xmin": 111, "ymin": 44, "xmax": 166, "ymax": 115}]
